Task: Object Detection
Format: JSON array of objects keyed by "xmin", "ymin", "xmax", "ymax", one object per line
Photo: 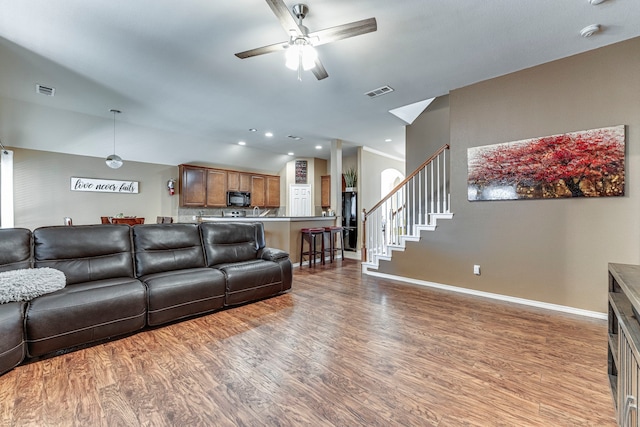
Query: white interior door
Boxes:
[{"xmin": 289, "ymin": 184, "xmax": 312, "ymax": 217}]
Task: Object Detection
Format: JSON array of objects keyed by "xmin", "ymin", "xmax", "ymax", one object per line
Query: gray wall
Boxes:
[
  {"xmin": 10, "ymin": 147, "xmax": 178, "ymax": 229},
  {"xmin": 379, "ymin": 37, "xmax": 640, "ymax": 313}
]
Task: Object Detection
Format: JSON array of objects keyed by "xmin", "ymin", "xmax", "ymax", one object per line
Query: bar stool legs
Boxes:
[
  {"xmin": 324, "ymin": 226, "xmax": 345, "ymax": 263},
  {"xmin": 300, "ymin": 228, "xmax": 325, "ymax": 268}
]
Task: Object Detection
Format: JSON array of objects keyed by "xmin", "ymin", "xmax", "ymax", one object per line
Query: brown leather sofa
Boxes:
[{"xmin": 0, "ymin": 222, "xmax": 292, "ymax": 376}]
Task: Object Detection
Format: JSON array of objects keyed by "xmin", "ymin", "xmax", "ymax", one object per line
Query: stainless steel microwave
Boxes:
[{"xmin": 227, "ymin": 191, "xmax": 251, "ymax": 207}]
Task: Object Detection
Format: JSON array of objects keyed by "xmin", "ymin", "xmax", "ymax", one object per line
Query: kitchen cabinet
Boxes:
[
  {"xmin": 180, "ymin": 164, "xmax": 279, "ymax": 208},
  {"xmin": 206, "ymin": 169, "xmax": 227, "ymax": 207},
  {"xmin": 227, "ymin": 171, "xmax": 251, "ymax": 192},
  {"xmin": 179, "ymin": 165, "xmax": 207, "ymax": 207},
  {"xmin": 266, "ymin": 176, "xmax": 280, "ymax": 207},
  {"xmin": 321, "ymin": 175, "xmax": 331, "ymax": 208},
  {"xmin": 251, "ymin": 176, "xmax": 265, "ymax": 207}
]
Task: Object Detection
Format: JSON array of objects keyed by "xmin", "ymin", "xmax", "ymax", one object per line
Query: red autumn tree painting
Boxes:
[{"xmin": 468, "ymin": 125, "xmax": 625, "ymax": 201}]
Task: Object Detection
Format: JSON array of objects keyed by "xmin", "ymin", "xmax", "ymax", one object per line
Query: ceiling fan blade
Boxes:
[
  {"xmin": 312, "ymin": 58, "xmax": 329, "ymax": 80},
  {"xmin": 308, "ymin": 17, "xmax": 377, "ymax": 47},
  {"xmin": 265, "ymin": 0, "xmax": 304, "ymax": 36},
  {"xmin": 235, "ymin": 41, "xmax": 287, "ymax": 59}
]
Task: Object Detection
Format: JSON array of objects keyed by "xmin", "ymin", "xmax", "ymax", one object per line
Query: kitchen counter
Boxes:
[{"xmin": 197, "ymin": 216, "xmax": 337, "ymax": 265}]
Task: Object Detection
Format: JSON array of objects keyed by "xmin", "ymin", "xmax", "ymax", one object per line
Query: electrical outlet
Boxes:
[{"xmin": 473, "ymin": 265, "xmax": 481, "ymax": 275}]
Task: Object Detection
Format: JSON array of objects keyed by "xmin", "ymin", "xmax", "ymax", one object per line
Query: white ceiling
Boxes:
[{"xmin": 0, "ymin": 0, "xmax": 639, "ymax": 172}]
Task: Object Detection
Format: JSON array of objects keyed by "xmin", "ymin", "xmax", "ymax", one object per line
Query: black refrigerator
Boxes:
[{"xmin": 342, "ymin": 191, "xmax": 357, "ymax": 251}]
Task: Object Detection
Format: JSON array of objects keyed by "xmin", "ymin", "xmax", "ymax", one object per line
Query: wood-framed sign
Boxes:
[
  {"xmin": 295, "ymin": 160, "xmax": 307, "ymax": 184},
  {"xmin": 70, "ymin": 177, "xmax": 139, "ymax": 194}
]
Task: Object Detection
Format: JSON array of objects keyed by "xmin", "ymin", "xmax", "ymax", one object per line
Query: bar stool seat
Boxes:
[
  {"xmin": 324, "ymin": 226, "xmax": 345, "ymax": 263},
  {"xmin": 300, "ymin": 228, "xmax": 325, "ymax": 268}
]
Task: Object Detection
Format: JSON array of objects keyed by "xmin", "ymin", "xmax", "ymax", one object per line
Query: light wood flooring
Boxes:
[{"xmin": 0, "ymin": 259, "xmax": 616, "ymax": 426}]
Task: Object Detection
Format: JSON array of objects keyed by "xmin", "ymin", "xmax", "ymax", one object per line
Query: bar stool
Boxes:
[
  {"xmin": 324, "ymin": 226, "xmax": 345, "ymax": 263},
  {"xmin": 300, "ymin": 228, "xmax": 325, "ymax": 268}
]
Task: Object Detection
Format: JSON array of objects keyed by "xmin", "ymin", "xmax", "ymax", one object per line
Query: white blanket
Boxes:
[{"xmin": 0, "ymin": 268, "xmax": 66, "ymax": 304}]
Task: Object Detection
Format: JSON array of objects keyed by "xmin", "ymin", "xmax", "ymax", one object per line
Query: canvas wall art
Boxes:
[{"xmin": 467, "ymin": 125, "xmax": 625, "ymax": 201}]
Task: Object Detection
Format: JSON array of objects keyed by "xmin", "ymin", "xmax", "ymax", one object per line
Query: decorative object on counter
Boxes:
[
  {"xmin": 343, "ymin": 166, "xmax": 357, "ymax": 192},
  {"xmin": 63, "ymin": 217, "xmax": 72, "ymax": 226},
  {"xmin": 468, "ymin": 125, "xmax": 625, "ymax": 201},
  {"xmin": 71, "ymin": 177, "xmax": 139, "ymax": 194},
  {"xmin": 105, "ymin": 109, "xmax": 123, "ymax": 169},
  {"xmin": 295, "ymin": 160, "xmax": 307, "ymax": 184}
]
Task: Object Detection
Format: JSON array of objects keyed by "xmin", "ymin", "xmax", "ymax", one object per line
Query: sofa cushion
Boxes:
[
  {"xmin": 132, "ymin": 224, "xmax": 206, "ymax": 277},
  {"xmin": 200, "ymin": 222, "xmax": 260, "ymax": 267},
  {"xmin": 33, "ymin": 225, "xmax": 134, "ymax": 285},
  {"xmin": 0, "ymin": 228, "xmax": 31, "ymax": 272},
  {"xmin": 218, "ymin": 259, "xmax": 284, "ymax": 306},
  {"xmin": 140, "ymin": 267, "xmax": 226, "ymax": 326},
  {"xmin": 0, "ymin": 302, "xmax": 26, "ymax": 376},
  {"xmin": 25, "ymin": 278, "xmax": 146, "ymax": 357}
]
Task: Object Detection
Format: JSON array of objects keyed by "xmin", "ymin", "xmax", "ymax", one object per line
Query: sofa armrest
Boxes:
[{"xmin": 259, "ymin": 247, "xmax": 289, "ymax": 262}]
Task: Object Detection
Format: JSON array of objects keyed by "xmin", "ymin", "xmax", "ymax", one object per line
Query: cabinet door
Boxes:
[
  {"xmin": 227, "ymin": 171, "xmax": 240, "ymax": 191},
  {"xmin": 321, "ymin": 175, "xmax": 331, "ymax": 208},
  {"xmin": 251, "ymin": 176, "xmax": 265, "ymax": 207},
  {"xmin": 206, "ymin": 169, "xmax": 227, "ymax": 207},
  {"xmin": 239, "ymin": 174, "xmax": 251, "ymax": 192},
  {"xmin": 179, "ymin": 165, "xmax": 207, "ymax": 207},
  {"xmin": 266, "ymin": 176, "xmax": 280, "ymax": 207}
]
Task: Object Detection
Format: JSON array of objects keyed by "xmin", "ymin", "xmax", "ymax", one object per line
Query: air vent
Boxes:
[
  {"xmin": 364, "ymin": 85, "xmax": 394, "ymax": 98},
  {"xmin": 36, "ymin": 84, "xmax": 55, "ymax": 97}
]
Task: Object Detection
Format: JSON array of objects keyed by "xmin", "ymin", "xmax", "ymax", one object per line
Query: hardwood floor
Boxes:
[{"xmin": 1, "ymin": 259, "xmax": 616, "ymax": 426}]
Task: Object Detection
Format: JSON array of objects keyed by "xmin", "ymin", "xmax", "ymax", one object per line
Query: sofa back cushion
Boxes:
[
  {"xmin": 33, "ymin": 225, "xmax": 134, "ymax": 285},
  {"xmin": 132, "ymin": 223, "xmax": 206, "ymax": 277},
  {"xmin": 0, "ymin": 228, "xmax": 31, "ymax": 272},
  {"xmin": 200, "ymin": 222, "xmax": 263, "ymax": 267}
]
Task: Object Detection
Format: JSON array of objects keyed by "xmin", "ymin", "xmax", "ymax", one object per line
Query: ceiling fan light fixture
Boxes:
[{"xmin": 285, "ymin": 40, "xmax": 317, "ymax": 71}]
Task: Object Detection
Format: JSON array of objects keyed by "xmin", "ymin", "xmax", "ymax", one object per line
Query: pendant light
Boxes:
[{"xmin": 105, "ymin": 109, "xmax": 123, "ymax": 169}]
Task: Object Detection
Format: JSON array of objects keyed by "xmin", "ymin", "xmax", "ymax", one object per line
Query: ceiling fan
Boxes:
[{"xmin": 235, "ymin": 0, "xmax": 377, "ymax": 80}]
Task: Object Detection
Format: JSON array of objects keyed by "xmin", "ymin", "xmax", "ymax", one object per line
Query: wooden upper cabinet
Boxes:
[
  {"xmin": 250, "ymin": 175, "xmax": 265, "ymax": 207},
  {"xmin": 266, "ymin": 176, "xmax": 280, "ymax": 207},
  {"xmin": 227, "ymin": 171, "xmax": 251, "ymax": 192},
  {"xmin": 321, "ymin": 175, "xmax": 331, "ymax": 208},
  {"xmin": 179, "ymin": 165, "xmax": 207, "ymax": 207},
  {"xmin": 206, "ymin": 169, "xmax": 227, "ymax": 207}
]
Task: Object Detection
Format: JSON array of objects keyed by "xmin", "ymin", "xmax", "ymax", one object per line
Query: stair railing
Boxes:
[{"xmin": 362, "ymin": 144, "xmax": 450, "ymax": 263}]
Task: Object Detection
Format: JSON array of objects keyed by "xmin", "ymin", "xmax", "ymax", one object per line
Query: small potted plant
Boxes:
[{"xmin": 344, "ymin": 166, "xmax": 357, "ymax": 192}]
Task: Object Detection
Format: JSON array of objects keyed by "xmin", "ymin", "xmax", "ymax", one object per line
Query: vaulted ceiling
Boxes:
[{"xmin": 0, "ymin": 0, "xmax": 638, "ymax": 171}]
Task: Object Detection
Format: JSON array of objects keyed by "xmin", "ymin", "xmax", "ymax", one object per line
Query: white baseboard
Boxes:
[{"xmin": 362, "ymin": 268, "xmax": 607, "ymax": 320}]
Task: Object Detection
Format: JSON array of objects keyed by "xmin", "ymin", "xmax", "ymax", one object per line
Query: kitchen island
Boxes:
[{"xmin": 198, "ymin": 216, "xmax": 337, "ymax": 266}]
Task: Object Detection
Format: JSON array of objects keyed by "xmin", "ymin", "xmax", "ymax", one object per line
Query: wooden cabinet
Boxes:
[
  {"xmin": 250, "ymin": 176, "xmax": 265, "ymax": 207},
  {"xmin": 227, "ymin": 171, "xmax": 251, "ymax": 192},
  {"xmin": 321, "ymin": 175, "xmax": 331, "ymax": 208},
  {"xmin": 179, "ymin": 165, "xmax": 207, "ymax": 207},
  {"xmin": 266, "ymin": 176, "xmax": 280, "ymax": 207},
  {"xmin": 180, "ymin": 164, "xmax": 279, "ymax": 208},
  {"xmin": 608, "ymin": 263, "xmax": 640, "ymax": 426},
  {"xmin": 206, "ymin": 169, "xmax": 227, "ymax": 207}
]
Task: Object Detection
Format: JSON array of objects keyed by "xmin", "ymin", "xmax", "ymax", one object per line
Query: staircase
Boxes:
[{"xmin": 362, "ymin": 144, "xmax": 452, "ymax": 270}]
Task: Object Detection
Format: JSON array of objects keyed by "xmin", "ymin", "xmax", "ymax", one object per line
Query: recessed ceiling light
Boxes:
[
  {"xmin": 238, "ymin": 141, "xmax": 246, "ymax": 146},
  {"xmin": 265, "ymin": 132, "xmax": 273, "ymax": 137},
  {"xmin": 315, "ymin": 145, "xmax": 322, "ymax": 150},
  {"xmin": 385, "ymin": 138, "xmax": 392, "ymax": 142},
  {"xmin": 288, "ymin": 152, "xmax": 294, "ymax": 156},
  {"xmin": 589, "ymin": 0, "xmax": 607, "ymax": 5},
  {"xmin": 249, "ymin": 128, "xmax": 257, "ymax": 132},
  {"xmin": 580, "ymin": 24, "xmax": 601, "ymax": 38}
]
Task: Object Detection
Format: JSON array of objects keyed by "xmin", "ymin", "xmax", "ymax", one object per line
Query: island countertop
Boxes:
[
  {"xmin": 197, "ymin": 216, "xmax": 337, "ymax": 223},
  {"xmin": 197, "ymin": 216, "xmax": 338, "ymax": 265}
]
